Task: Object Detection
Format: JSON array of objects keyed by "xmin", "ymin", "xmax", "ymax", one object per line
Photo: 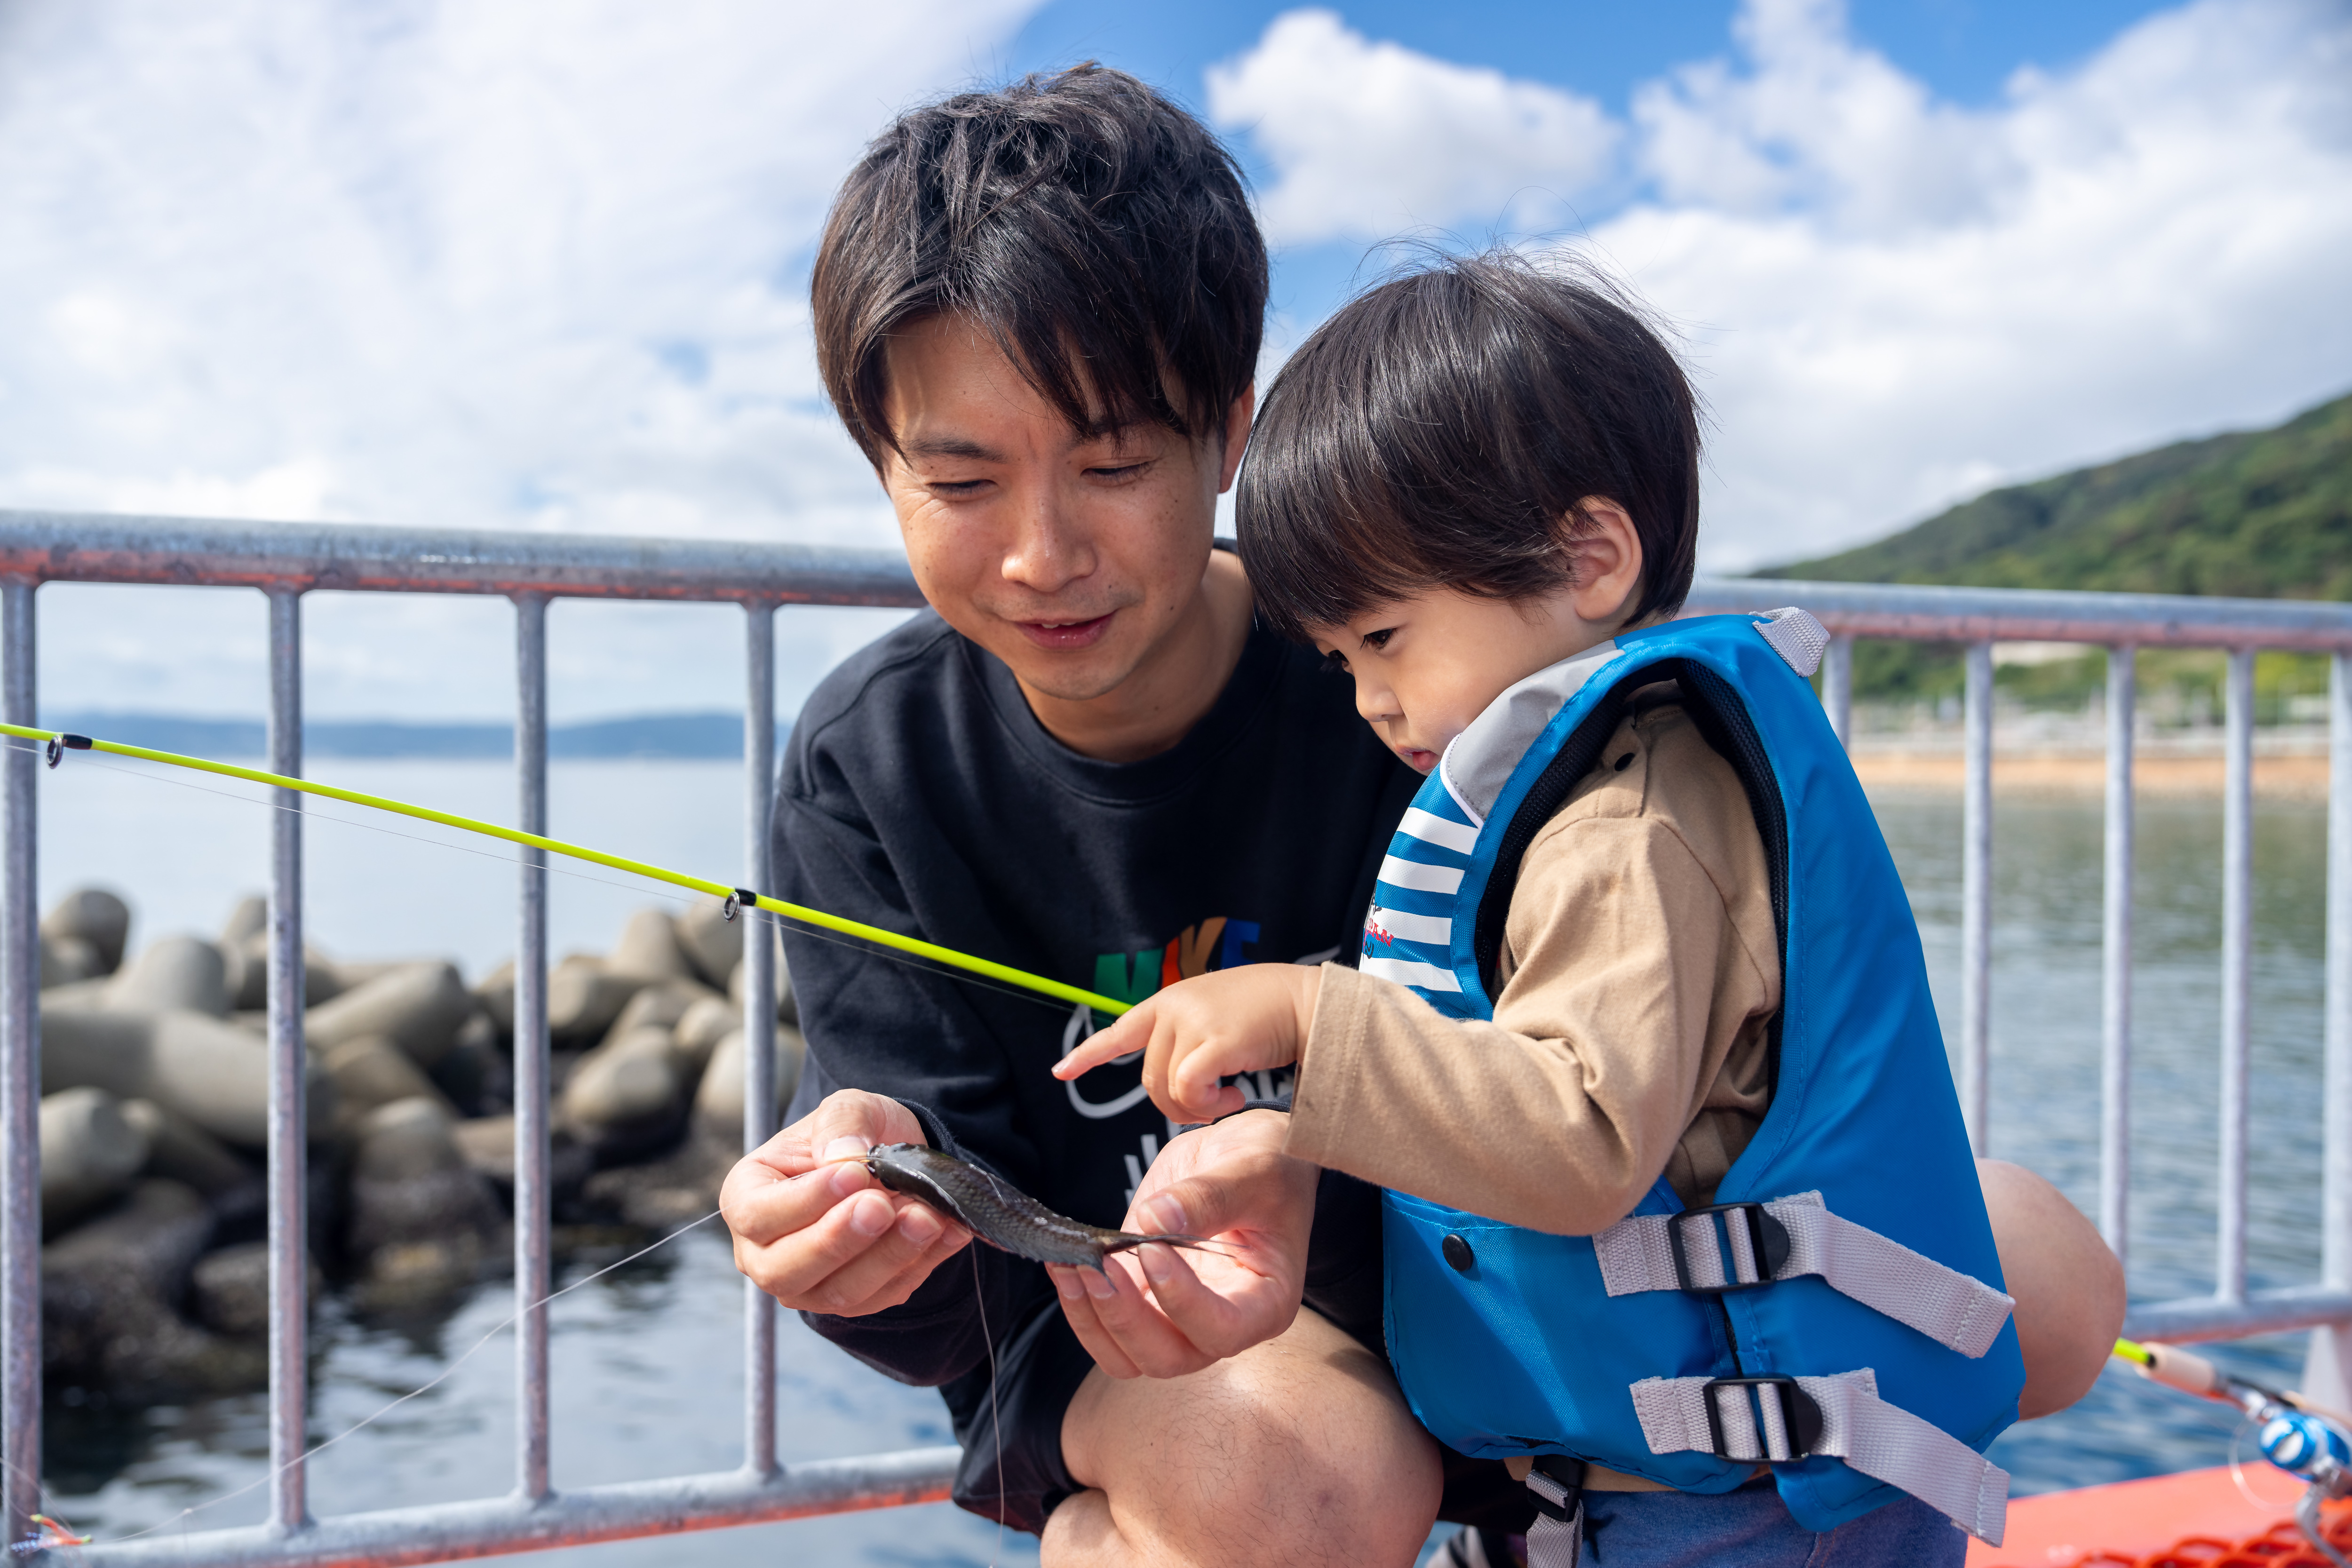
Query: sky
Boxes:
[{"xmin": 3, "ymin": 0, "xmax": 2347, "ymax": 722}]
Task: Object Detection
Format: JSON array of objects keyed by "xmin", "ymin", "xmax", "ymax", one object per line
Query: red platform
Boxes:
[{"xmin": 1970, "ymin": 1467, "xmax": 2352, "ymax": 1568}]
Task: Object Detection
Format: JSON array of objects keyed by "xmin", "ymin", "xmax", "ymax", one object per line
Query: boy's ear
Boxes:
[
  {"xmin": 1566, "ymin": 497, "xmax": 1645, "ymax": 629},
  {"xmin": 1216, "ymin": 384, "xmax": 1256, "ymax": 494}
]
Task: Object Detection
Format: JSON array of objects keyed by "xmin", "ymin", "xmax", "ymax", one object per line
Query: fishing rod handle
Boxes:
[{"xmin": 2135, "ymin": 1342, "xmax": 2226, "ymax": 1400}]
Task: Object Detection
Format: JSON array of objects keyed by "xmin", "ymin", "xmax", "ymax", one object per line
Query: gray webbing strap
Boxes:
[
  {"xmin": 1592, "ymin": 1192, "xmax": 2014, "ymax": 1359},
  {"xmin": 1629, "ymin": 1369, "xmax": 2010, "ymax": 1545},
  {"xmin": 1523, "ymin": 1470, "xmax": 1583, "ymax": 1568}
]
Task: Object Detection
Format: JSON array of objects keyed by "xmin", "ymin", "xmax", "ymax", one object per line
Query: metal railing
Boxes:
[
  {"xmin": 1686, "ymin": 580, "xmax": 2352, "ymax": 1355},
  {"xmin": 0, "ymin": 513, "xmax": 948, "ymax": 1566},
  {"xmin": 0, "ymin": 516, "xmax": 2341, "ymax": 1563}
]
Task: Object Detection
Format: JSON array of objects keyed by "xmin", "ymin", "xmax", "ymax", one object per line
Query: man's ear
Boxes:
[
  {"xmin": 1566, "ymin": 498, "xmax": 1645, "ymax": 629},
  {"xmin": 1216, "ymin": 384, "xmax": 1256, "ymax": 493}
]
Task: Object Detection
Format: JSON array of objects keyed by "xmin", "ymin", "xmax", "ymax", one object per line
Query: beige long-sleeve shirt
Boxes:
[{"xmin": 1287, "ymin": 692, "xmax": 1780, "ymax": 1235}]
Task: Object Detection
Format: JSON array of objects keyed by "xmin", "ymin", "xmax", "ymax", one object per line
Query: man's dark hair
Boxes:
[
  {"xmin": 813, "ymin": 64, "xmax": 1267, "ymax": 466},
  {"xmin": 1240, "ymin": 252, "xmax": 1700, "ymax": 639}
]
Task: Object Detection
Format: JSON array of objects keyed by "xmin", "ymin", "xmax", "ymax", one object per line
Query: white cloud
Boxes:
[
  {"xmin": 1603, "ymin": 0, "xmax": 2352, "ymax": 567},
  {"xmin": 0, "ymin": 0, "xmax": 1035, "ymax": 716},
  {"xmin": 1206, "ymin": 9, "xmax": 1618, "ymax": 246},
  {"xmin": 12, "ymin": 0, "xmax": 2348, "ymax": 729},
  {"xmin": 1213, "ymin": 0, "xmax": 2352, "ymax": 571},
  {"xmin": 1633, "ymin": 0, "xmax": 2021, "ymax": 233}
]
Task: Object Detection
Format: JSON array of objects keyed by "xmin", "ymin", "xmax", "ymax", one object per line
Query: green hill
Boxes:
[
  {"xmin": 1756, "ymin": 389, "xmax": 2352, "ymax": 708},
  {"xmin": 1763, "ymin": 390, "xmax": 2352, "ymax": 597}
]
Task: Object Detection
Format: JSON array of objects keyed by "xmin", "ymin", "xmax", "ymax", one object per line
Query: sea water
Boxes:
[{"xmin": 27, "ymin": 754, "xmax": 2335, "ymax": 1563}]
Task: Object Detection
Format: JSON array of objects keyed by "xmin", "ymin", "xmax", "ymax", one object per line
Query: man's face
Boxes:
[{"xmin": 876, "ymin": 314, "xmax": 1246, "ymax": 704}]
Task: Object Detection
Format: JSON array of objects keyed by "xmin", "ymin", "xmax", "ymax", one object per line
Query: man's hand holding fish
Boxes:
[
  {"xmin": 1046, "ymin": 1109, "xmax": 1318, "ymax": 1380},
  {"xmin": 721, "ymin": 1089, "xmax": 975, "ymax": 1318}
]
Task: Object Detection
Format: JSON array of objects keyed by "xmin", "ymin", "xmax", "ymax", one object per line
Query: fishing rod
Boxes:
[
  {"xmin": 2114, "ymin": 1337, "xmax": 2352, "ymax": 1565},
  {"xmin": 2, "ymin": 723, "xmax": 1133, "ymax": 1019},
  {"xmin": 0, "ymin": 719, "xmax": 1126, "ymax": 1558}
]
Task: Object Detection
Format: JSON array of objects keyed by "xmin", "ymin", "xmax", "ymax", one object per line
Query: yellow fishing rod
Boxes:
[{"xmin": 5, "ymin": 722, "xmax": 1133, "ymax": 1019}]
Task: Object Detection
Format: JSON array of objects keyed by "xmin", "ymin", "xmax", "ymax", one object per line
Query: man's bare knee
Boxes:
[
  {"xmin": 1055, "ymin": 1309, "xmax": 1440, "ymax": 1568},
  {"xmin": 1979, "ymin": 1157, "xmax": 2126, "ymax": 1419},
  {"xmin": 1041, "ymin": 1488, "xmax": 1128, "ymax": 1566}
]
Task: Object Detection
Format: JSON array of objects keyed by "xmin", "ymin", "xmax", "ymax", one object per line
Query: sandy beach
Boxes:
[{"xmin": 1851, "ymin": 731, "xmax": 2333, "ymax": 798}]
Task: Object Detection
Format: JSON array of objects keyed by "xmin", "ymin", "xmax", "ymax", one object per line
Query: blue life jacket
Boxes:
[{"xmin": 1366, "ymin": 610, "xmax": 2024, "ymax": 1543}]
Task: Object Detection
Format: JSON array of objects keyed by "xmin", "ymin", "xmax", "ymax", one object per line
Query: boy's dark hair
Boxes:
[
  {"xmin": 813, "ymin": 64, "xmax": 1266, "ymax": 466},
  {"xmin": 1240, "ymin": 252, "xmax": 1700, "ymax": 639}
]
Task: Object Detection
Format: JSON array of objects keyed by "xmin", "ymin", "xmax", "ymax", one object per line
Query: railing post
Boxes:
[
  {"xmin": 1960, "ymin": 640, "xmax": 1994, "ymax": 1154},
  {"xmin": 264, "ymin": 586, "xmax": 311, "ymax": 1533},
  {"xmin": 2101, "ymin": 646, "xmax": 2135, "ymax": 1268},
  {"xmin": 742, "ymin": 601, "xmax": 779, "ymax": 1479},
  {"xmin": 512, "ymin": 594, "xmax": 552, "ymax": 1504},
  {"xmin": 2217, "ymin": 648, "xmax": 2254, "ymax": 1303},
  {"xmin": 2310, "ymin": 651, "xmax": 2352, "ymax": 1409},
  {"xmin": 0, "ymin": 580, "xmax": 37, "ymax": 1549},
  {"xmin": 1822, "ymin": 633, "xmax": 1854, "ymax": 751}
]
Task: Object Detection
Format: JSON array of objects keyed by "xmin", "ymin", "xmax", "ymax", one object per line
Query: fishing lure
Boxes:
[
  {"xmin": 854, "ymin": 1143, "xmax": 1230, "ymax": 1270},
  {"xmin": 10, "ymin": 1514, "xmax": 90, "ymax": 1555}
]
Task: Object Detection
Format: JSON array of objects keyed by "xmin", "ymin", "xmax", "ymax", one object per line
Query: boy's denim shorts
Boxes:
[{"xmin": 1576, "ymin": 1481, "xmax": 1968, "ymax": 1566}]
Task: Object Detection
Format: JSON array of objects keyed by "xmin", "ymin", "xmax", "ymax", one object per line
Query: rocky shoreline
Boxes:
[{"xmin": 33, "ymin": 887, "xmax": 803, "ymax": 1402}]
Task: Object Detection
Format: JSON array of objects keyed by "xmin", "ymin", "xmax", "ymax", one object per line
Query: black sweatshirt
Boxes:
[{"xmin": 772, "ymin": 601, "xmax": 1416, "ymax": 1409}]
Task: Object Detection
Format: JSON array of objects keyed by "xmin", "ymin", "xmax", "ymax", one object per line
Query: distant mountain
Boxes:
[
  {"xmin": 1760, "ymin": 390, "xmax": 2352, "ymax": 600},
  {"xmin": 548, "ymin": 714, "xmax": 747, "ymax": 759},
  {"xmin": 49, "ymin": 711, "xmax": 755, "ymax": 760},
  {"xmin": 1755, "ymin": 390, "xmax": 2351, "ymax": 706}
]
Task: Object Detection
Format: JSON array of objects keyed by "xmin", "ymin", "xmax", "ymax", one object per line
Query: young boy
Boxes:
[{"xmin": 1057, "ymin": 255, "xmax": 2026, "ymax": 1566}]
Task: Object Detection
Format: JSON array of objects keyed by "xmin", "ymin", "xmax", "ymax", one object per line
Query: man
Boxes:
[{"xmin": 720, "ymin": 64, "xmax": 1454, "ymax": 1567}]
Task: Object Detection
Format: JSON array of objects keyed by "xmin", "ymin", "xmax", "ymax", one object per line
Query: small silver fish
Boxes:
[{"xmin": 855, "ymin": 1143, "xmax": 1227, "ymax": 1271}]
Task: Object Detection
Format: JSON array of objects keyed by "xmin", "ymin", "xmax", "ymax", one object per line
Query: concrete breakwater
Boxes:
[{"xmin": 32, "ymin": 887, "xmax": 803, "ymax": 1402}]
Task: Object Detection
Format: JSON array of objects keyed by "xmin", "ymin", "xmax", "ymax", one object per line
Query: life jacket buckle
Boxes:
[
  {"xmin": 1522, "ymin": 1454, "xmax": 1586, "ymax": 1521},
  {"xmin": 1700, "ymin": 1375, "xmax": 1824, "ymax": 1463},
  {"xmin": 1667, "ymin": 1201, "xmax": 1793, "ymax": 1294}
]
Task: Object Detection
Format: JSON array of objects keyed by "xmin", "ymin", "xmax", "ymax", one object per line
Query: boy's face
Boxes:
[
  {"xmin": 1305, "ymin": 502, "xmax": 1645, "ymax": 775},
  {"xmin": 875, "ymin": 313, "xmax": 1251, "ymax": 708}
]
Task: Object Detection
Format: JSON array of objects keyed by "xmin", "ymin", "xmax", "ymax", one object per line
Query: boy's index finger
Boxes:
[
  {"xmin": 1052, "ymin": 1004, "xmax": 1150, "ymax": 1079},
  {"xmin": 1050, "ymin": 1036, "xmax": 1121, "ymax": 1079}
]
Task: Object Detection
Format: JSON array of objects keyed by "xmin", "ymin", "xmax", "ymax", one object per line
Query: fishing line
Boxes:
[
  {"xmin": 6, "ymin": 724, "xmax": 1132, "ymax": 1020},
  {"xmin": 7, "ymin": 739, "xmax": 1089, "ymax": 1020},
  {"xmin": 972, "ymin": 1245, "xmax": 1004, "ymax": 1568},
  {"xmin": 5, "ymin": 721, "xmax": 1138, "ymax": 1551},
  {"xmin": 2228, "ymin": 1414, "xmax": 2303, "ymax": 1513},
  {"xmin": 16, "ymin": 741, "xmax": 1070, "ymax": 1021},
  {"xmin": 744, "ymin": 909, "xmax": 1088, "ymax": 1020},
  {"xmin": 21, "ymin": 740, "xmax": 671, "ymax": 890},
  {"xmin": 2, "ymin": 741, "xmax": 722, "ymax": 917},
  {"xmin": 8, "ymin": 1202, "xmax": 739, "ymax": 1549},
  {"xmin": 38, "ymin": 1141, "xmax": 1058, "ymax": 1553}
]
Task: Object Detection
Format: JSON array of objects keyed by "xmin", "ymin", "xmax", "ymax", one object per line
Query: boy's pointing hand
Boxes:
[{"xmin": 1053, "ymin": 962, "xmax": 1322, "ymax": 1123}]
